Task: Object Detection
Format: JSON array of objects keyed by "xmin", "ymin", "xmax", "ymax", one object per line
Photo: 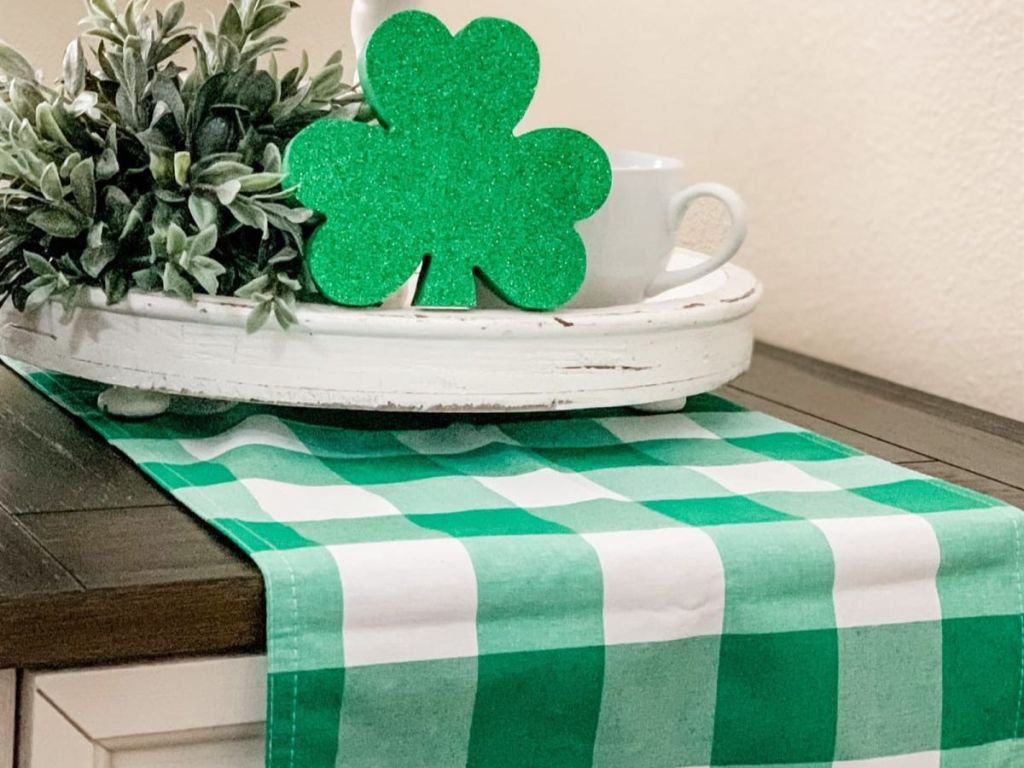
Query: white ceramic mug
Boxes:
[{"xmin": 570, "ymin": 151, "xmax": 747, "ymax": 308}]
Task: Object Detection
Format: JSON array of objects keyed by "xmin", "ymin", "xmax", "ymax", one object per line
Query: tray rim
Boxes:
[{"xmin": 55, "ymin": 264, "xmax": 760, "ymax": 338}]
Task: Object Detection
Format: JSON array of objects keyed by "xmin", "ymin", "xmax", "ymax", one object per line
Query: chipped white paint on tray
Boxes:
[{"xmin": 0, "ymin": 263, "xmax": 760, "ymax": 413}]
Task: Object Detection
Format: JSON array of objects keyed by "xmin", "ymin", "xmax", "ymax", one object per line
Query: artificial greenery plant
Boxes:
[{"xmin": 0, "ymin": 0, "xmax": 365, "ymax": 331}]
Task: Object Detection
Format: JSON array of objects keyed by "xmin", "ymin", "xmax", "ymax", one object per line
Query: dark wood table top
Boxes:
[{"xmin": 2, "ymin": 344, "xmax": 1022, "ymax": 670}]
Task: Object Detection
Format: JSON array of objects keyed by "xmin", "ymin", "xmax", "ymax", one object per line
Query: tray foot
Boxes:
[
  {"xmin": 98, "ymin": 386, "xmax": 171, "ymax": 419},
  {"xmin": 633, "ymin": 396, "xmax": 688, "ymax": 414},
  {"xmin": 98, "ymin": 387, "xmax": 237, "ymax": 420}
]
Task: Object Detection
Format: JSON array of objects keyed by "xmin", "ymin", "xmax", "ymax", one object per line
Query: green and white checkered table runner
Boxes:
[{"xmin": 9, "ymin": 361, "xmax": 1024, "ymax": 768}]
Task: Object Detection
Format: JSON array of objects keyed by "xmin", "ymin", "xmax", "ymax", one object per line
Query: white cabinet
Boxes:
[{"xmin": 18, "ymin": 656, "xmax": 267, "ymax": 768}]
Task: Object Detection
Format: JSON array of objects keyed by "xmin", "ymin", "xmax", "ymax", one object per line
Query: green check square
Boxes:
[
  {"xmin": 408, "ymin": 507, "xmax": 573, "ymax": 537},
  {"xmin": 855, "ymin": 479, "xmax": 1004, "ymax": 513},
  {"xmin": 533, "ymin": 499, "xmax": 684, "ymax": 534},
  {"xmin": 337, "ymin": 658, "xmax": 477, "ymax": 768},
  {"xmin": 592, "ymin": 637, "xmax": 720, "ymax": 768},
  {"xmin": 282, "ymin": 420, "xmax": 412, "ymax": 458},
  {"xmin": 835, "ymin": 622, "xmax": 942, "ymax": 760},
  {"xmin": 707, "ymin": 520, "xmax": 836, "ymax": 634},
  {"xmin": 268, "ymin": 667, "xmax": 346, "ymax": 768},
  {"xmin": 727, "ymin": 432, "xmax": 859, "ymax": 462},
  {"xmin": 531, "ymin": 442, "xmax": 666, "ymax": 471},
  {"xmin": 942, "ymin": 614, "xmax": 1024, "ymax": 749},
  {"xmin": 646, "ymin": 495, "xmax": 796, "ymax": 527},
  {"xmin": 497, "ymin": 418, "xmax": 620, "ymax": 449},
  {"xmin": 683, "ymin": 393, "xmax": 747, "ymax": 412},
  {"xmin": 794, "ymin": 456, "xmax": 922, "ymax": 489},
  {"xmin": 462, "ymin": 533, "xmax": 605, "ymax": 653},
  {"xmin": 468, "ymin": 646, "xmax": 604, "ymax": 768},
  {"xmin": 368, "ymin": 475, "xmax": 511, "ymax": 514},
  {"xmin": 930, "ymin": 507, "xmax": 1024, "ymax": 619},
  {"xmin": 218, "ymin": 445, "xmax": 351, "ymax": 485},
  {"xmin": 629, "ymin": 438, "xmax": 765, "ymax": 467},
  {"xmin": 143, "ymin": 459, "xmax": 235, "ymax": 489},
  {"xmin": 584, "ymin": 466, "xmax": 730, "ymax": 501},
  {"xmin": 711, "ymin": 629, "xmax": 839, "ymax": 765},
  {"xmin": 685, "ymin": 410, "xmax": 804, "ymax": 438},
  {"xmin": 216, "ymin": 519, "xmax": 318, "ymax": 552},
  {"xmin": 289, "ymin": 516, "xmax": 442, "ymax": 546},
  {"xmin": 431, "ymin": 443, "xmax": 550, "ymax": 476},
  {"xmin": 255, "ymin": 547, "xmax": 345, "ymax": 673},
  {"xmin": 749, "ymin": 489, "xmax": 907, "ymax": 520},
  {"xmin": 938, "ymin": 740, "xmax": 1024, "ymax": 767},
  {"xmin": 322, "ymin": 453, "xmax": 449, "ymax": 484}
]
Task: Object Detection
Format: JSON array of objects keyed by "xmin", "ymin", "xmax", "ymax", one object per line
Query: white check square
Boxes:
[
  {"xmin": 474, "ymin": 468, "xmax": 627, "ymax": 508},
  {"xmin": 396, "ymin": 423, "xmax": 514, "ymax": 456},
  {"xmin": 181, "ymin": 415, "xmax": 309, "ymax": 461},
  {"xmin": 835, "ymin": 752, "xmax": 939, "ymax": 768},
  {"xmin": 584, "ymin": 528, "xmax": 725, "ymax": 644},
  {"xmin": 599, "ymin": 414, "xmax": 719, "ymax": 443},
  {"xmin": 241, "ymin": 478, "xmax": 400, "ymax": 522},
  {"xmin": 814, "ymin": 515, "xmax": 941, "ymax": 628},
  {"xmin": 692, "ymin": 461, "xmax": 839, "ymax": 494},
  {"xmin": 329, "ymin": 538, "xmax": 478, "ymax": 667}
]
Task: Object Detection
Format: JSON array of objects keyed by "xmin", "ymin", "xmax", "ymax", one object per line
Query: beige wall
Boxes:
[{"xmin": 7, "ymin": 0, "xmax": 1024, "ymax": 419}]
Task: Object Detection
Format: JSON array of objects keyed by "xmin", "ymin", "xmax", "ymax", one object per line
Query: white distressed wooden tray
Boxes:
[{"xmin": 0, "ymin": 253, "xmax": 760, "ymax": 413}]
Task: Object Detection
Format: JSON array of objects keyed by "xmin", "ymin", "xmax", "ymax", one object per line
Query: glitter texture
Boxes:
[{"xmin": 284, "ymin": 10, "xmax": 612, "ymax": 309}]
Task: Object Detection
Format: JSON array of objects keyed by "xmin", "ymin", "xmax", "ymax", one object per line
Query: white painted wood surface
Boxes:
[
  {"xmin": 0, "ymin": 258, "xmax": 760, "ymax": 413},
  {"xmin": 1, "ymin": 671, "xmax": 14, "ymax": 768},
  {"xmin": 19, "ymin": 657, "xmax": 265, "ymax": 768}
]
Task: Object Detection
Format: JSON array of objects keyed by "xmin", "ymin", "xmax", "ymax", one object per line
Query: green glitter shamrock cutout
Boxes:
[{"xmin": 284, "ymin": 10, "xmax": 612, "ymax": 309}]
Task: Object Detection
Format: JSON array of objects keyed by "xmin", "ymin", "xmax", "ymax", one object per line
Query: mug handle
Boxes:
[{"xmin": 644, "ymin": 182, "xmax": 748, "ymax": 298}]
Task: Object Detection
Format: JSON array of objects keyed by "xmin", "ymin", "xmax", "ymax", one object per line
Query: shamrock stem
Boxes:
[{"xmin": 414, "ymin": 254, "xmax": 479, "ymax": 308}]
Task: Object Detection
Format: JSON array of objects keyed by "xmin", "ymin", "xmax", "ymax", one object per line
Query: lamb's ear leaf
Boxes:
[{"xmin": 0, "ymin": 40, "xmax": 37, "ymax": 82}]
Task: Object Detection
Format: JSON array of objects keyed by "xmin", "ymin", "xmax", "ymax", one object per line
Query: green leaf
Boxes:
[
  {"xmin": 96, "ymin": 148, "xmax": 119, "ymax": 180},
  {"xmin": 228, "ymin": 197, "xmax": 269, "ymax": 237},
  {"xmin": 0, "ymin": 149, "xmax": 27, "ymax": 177},
  {"xmin": 188, "ymin": 195, "xmax": 218, "ymax": 229},
  {"xmin": 70, "ymin": 158, "xmax": 97, "ymax": 218},
  {"xmin": 28, "ymin": 207, "xmax": 85, "ymax": 238},
  {"xmin": 0, "ymin": 40, "xmax": 37, "ymax": 81},
  {"xmin": 263, "ymin": 142, "xmax": 282, "ymax": 174},
  {"xmin": 59, "ymin": 153, "xmax": 83, "ymax": 179},
  {"xmin": 63, "ymin": 39, "xmax": 86, "ymax": 95},
  {"xmin": 238, "ymin": 172, "xmax": 284, "ymax": 193},
  {"xmin": 219, "ymin": 2, "xmax": 244, "ymax": 45},
  {"xmin": 187, "ymin": 254, "xmax": 226, "ymax": 294},
  {"xmin": 82, "ymin": 244, "xmax": 116, "ymax": 278},
  {"xmin": 188, "ymin": 225, "xmax": 218, "ymax": 257},
  {"xmin": 197, "ymin": 161, "xmax": 252, "ymax": 186},
  {"xmin": 162, "ymin": 1, "xmax": 186, "ymax": 31},
  {"xmin": 39, "ymin": 163, "xmax": 63, "ymax": 202},
  {"xmin": 173, "ymin": 151, "xmax": 192, "ymax": 186},
  {"xmin": 273, "ymin": 293, "xmax": 298, "ymax": 327},
  {"xmin": 35, "ymin": 104, "xmax": 72, "ymax": 149},
  {"xmin": 235, "ymin": 273, "xmax": 271, "ymax": 298},
  {"xmin": 245, "ymin": 299, "xmax": 272, "ymax": 334},
  {"xmin": 215, "ymin": 179, "xmax": 242, "ymax": 206},
  {"xmin": 103, "ymin": 269, "xmax": 129, "ymax": 305},
  {"xmin": 161, "ymin": 263, "xmax": 193, "ymax": 300},
  {"xmin": 87, "ymin": 222, "xmax": 106, "ymax": 250},
  {"xmin": 90, "ymin": 0, "xmax": 117, "ymax": 21},
  {"xmin": 24, "ymin": 251, "xmax": 57, "ymax": 277},
  {"xmin": 166, "ymin": 223, "xmax": 187, "ymax": 257},
  {"xmin": 133, "ymin": 267, "xmax": 161, "ymax": 291},
  {"xmin": 25, "ymin": 281, "xmax": 56, "ymax": 312},
  {"xmin": 261, "ymin": 202, "xmax": 314, "ymax": 224},
  {"xmin": 268, "ymin": 247, "xmax": 298, "ymax": 265}
]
